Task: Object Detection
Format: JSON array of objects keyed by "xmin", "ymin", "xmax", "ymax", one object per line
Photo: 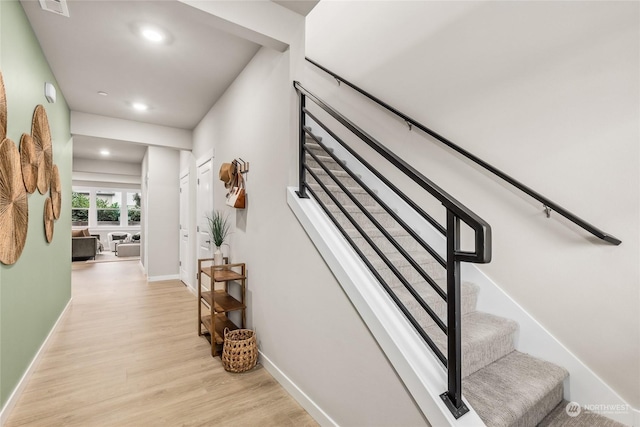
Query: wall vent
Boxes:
[{"xmin": 39, "ymin": 0, "xmax": 70, "ymax": 17}]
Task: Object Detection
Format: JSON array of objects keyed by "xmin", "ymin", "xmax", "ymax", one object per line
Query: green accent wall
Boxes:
[{"xmin": 0, "ymin": 0, "xmax": 72, "ymax": 407}]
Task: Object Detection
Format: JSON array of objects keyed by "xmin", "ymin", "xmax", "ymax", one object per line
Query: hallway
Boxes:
[{"xmin": 5, "ymin": 261, "xmax": 316, "ymax": 426}]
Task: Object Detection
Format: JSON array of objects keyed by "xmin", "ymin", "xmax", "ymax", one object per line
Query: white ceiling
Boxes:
[
  {"xmin": 21, "ymin": 0, "xmax": 317, "ymax": 164},
  {"xmin": 73, "ymin": 136, "xmax": 148, "ymax": 164}
]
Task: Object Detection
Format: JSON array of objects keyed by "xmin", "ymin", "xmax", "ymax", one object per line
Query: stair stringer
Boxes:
[
  {"xmin": 287, "ymin": 187, "xmax": 486, "ymax": 427},
  {"xmin": 303, "ymin": 117, "xmax": 637, "ymax": 426}
]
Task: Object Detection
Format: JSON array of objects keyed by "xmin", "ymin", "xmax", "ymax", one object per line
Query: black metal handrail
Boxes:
[
  {"xmin": 295, "ymin": 81, "xmax": 492, "ymax": 418},
  {"xmin": 306, "ymin": 57, "xmax": 622, "ymax": 246}
]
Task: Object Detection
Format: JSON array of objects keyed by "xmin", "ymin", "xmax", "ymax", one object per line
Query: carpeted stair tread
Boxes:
[
  {"xmin": 388, "ymin": 281, "xmax": 478, "ymax": 325},
  {"xmin": 326, "ymin": 204, "xmax": 387, "ymax": 215},
  {"xmin": 424, "ymin": 311, "xmax": 517, "ymax": 378},
  {"xmin": 352, "ymin": 233, "xmax": 430, "ymax": 256},
  {"xmin": 308, "ymin": 167, "xmax": 352, "ymax": 180},
  {"xmin": 464, "ymin": 351, "xmax": 568, "ymax": 427},
  {"xmin": 538, "ymin": 400, "xmax": 627, "ymax": 427}
]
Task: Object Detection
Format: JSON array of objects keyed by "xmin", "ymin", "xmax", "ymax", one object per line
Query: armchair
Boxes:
[{"xmin": 107, "ymin": 232, "xmax": 131, "ymax": 252}]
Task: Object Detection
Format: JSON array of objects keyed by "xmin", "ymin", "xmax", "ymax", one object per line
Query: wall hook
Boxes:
[
  {"xmin": 406, "ymin": 120, "xmax": 413, "ymax": 131},
  {"xmin": 335, "ymin": 77, "xmax": 341, "ymax": 86},
  {"xmin": 543, "ymin": 205, "xmax": 552, "ymax": 218}
]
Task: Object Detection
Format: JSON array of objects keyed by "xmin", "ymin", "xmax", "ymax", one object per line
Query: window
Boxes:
[
  {"xmin": 71, "ymin": 191, "xmax": 89, "ymax": 226},
  {"xmin": 72, "ymin": 187, "xmax": 142, "ymax": 229},
  {"xmin": 96, "ymin": 191, "xmax": 121, "ymax": 226},
  {"xmin": 127, "ymin": 192, "xmax": 141, "ymax": 226}
]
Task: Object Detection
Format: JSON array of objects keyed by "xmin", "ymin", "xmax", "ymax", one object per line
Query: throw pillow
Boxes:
[
  {"xmin": 72, "ymin": 229, "xmax": 84, "ymax": 238},
  {"xmin": 82, "ymin": 228, "xmax": 91, "ymax": 237}
]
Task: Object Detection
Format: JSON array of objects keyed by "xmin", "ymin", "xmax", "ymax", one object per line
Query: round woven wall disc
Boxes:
[
  {"xmin": 0, "ymin": 71, "xmax": 6, "ymax": 141},
  {"xmin": 32, "ymin": 105, "xmax": 52, "ymax": 194},
  {"xmin": 0, "ymin": 138, "xmax": 29, "ymax": 265},
  {"xmin": 20, "ymin": 133, "xmax": 38, "ymax": 193},
  {"xmin": 44, "ymin": 197, "xmax": 54, "ymax": 243},
  {"xmin": 50, "ymin": 164, "xmax": 61, "ymax": 219}
]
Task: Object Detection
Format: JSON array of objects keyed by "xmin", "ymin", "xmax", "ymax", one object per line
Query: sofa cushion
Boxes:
[{"xmin": 72, "ymin": 228, "xmax": 91, "ymax": 238}]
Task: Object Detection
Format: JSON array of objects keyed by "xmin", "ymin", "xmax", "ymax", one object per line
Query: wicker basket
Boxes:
[{"xmin": 221, "ymin": 328, "xmax": 257, "ymax": 373}]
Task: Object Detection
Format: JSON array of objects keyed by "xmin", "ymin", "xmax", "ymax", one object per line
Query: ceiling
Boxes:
[
  {"xmin": 73, "ymin": 136, "xmax": 148, "ymax": 164},
  {"xmin": 21, "ymin": 0, "xmax": 318, "ymax": 164}
]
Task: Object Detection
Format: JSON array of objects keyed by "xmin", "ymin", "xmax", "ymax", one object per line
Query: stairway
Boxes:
[{"xmin": 302, "ymin": 134, "xmax": 624, "ymax": 427}]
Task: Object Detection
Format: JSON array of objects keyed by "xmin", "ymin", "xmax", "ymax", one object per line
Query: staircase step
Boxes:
[
  {"xmin": 304, "ymin": 141, "xmax": 330, "ymax": 154},
  {"xmin": 308, "ymin": 167, "xmax": 361, "ymax": 189},
  {"xmin": 308, "ymin": 167, "xmax": 352, "ymax": 181},
  {"xmin": 373, "ymin": 253, "xmax": 447, "ymax": 282},
  {"xmin": 391, "ymin": 280, "xmax": 479, "ymax": 323},
  {"xmin": 425, "ymin": 311, "xmax": 517, "ymax": 377},
  {"xmin": 306, "ymin": 154, "xmax": 344, "ymax": 172},
  {"xmin": 309, "ymin": 183, "xmax": 378, "ymax": 206},
  {"xmin": 464, "ymin": 351, "xmax": 568, "ymax": 427},
  {"xmin": 352, "ymin": 233, "xmax": 432, "ymax": 257},
  {"xmin": 538, "ymin": 400, "xmax": 626, "ymax": 427},
  {"xmin": 325, "ymin": 208, "xmax": 397, "ymax": 229}
]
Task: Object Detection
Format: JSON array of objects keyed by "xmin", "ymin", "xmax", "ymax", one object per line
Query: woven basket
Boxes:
[{"xmin": 221, "ymin": 328, "xmax": 257, "ymax": 373}]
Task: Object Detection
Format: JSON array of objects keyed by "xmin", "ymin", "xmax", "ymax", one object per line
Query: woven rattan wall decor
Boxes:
[
  {"xmin": 32, "ymin": 105, "xmax": 52, "ymax": 195},
  {"xmin": 20, "ymin": 133, "xmax": 38, "ymax": 193},
  {"xmin": 0, "ymin": 138, "xmax": 29, "ymax": 264},
  {"xmin": 44, "ymin": 197, "xmax": 54, "ymax": 243},
  {"xmin": 50, "ymin": 164, "xmax": 61, "ymax": 220},
  {"xmin": 0, "ymin": 70, "xmax": 61, "ymax": 263},
  {"xmin": 0, "ymin": 71, "xmax": 6, "ymax": 141}
]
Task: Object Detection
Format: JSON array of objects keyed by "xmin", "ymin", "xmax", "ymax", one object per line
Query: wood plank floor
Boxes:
[{"xmin": 5, "ymin": 261, "xmax": 318, "ymax": 427}]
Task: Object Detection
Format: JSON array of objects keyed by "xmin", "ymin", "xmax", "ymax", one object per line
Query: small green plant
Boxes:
[{"xmin": 206, "ymin": 210, "xmax": 230, "ymax": 248}]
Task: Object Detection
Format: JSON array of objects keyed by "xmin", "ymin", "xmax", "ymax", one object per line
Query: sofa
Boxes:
[
  {"xmin": 116, "ymin": 232, "xmax": 140, "ymax": 257},
  {"xmin": 108, "ymin": 232, "xmax": 130, "ymax": 252},
  {"xmin": 72, "ymin": 229, "xmax": 97, "ymax": 260}
]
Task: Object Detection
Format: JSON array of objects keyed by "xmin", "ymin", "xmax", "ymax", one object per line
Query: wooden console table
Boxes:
[{"xmin": 197, "ymin": 259, "xmax": 246, "ymax": 357}]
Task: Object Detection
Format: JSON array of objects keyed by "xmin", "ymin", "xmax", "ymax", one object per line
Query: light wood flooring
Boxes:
[{"xmin": 5, "ymin": 260, "xmax": 317, "ymax": 427}]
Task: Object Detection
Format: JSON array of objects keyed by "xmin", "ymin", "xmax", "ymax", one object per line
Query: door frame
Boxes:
[
  {"xmin": 195, "ymin": 150, "xmax": 215, "ymax": 273},
  {"xmin": 179, "ymin": 170, "xmax": 190, "ymax": 287}
]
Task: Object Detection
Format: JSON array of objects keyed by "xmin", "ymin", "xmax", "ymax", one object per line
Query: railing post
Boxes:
[
  {"xmin": 296, "ymin": 91, "xmax": 309, "ymax": 199},
  {"xmin": 440, "ymin": 210, "xmax": 469, "ymax": 418}
]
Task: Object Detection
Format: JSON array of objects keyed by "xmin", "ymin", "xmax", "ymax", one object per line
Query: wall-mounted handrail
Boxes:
[{"xmin": 306, "ymin": 57, "xmax": 622, "ymax": 246}]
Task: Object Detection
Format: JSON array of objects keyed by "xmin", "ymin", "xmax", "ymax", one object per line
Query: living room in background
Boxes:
[{"xmin": 71, "ymin": 186, "xmax": 142, "ymax": 243}]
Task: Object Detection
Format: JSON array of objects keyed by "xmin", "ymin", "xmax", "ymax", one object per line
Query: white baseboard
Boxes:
[
  {"xmin": 259, "ymin": 351, "xmax": 338, "ymax": 427},
  {"xmin": 0, "ymin": 298, "xmax": 72, "ymax": 426},
  {"xmin": 148, "ymin": 274, "xmax": 179, "ymax": 282}
]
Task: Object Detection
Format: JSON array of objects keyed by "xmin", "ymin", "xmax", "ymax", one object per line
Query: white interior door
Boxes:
[
  {"xmin": 197, "ymin": 159, "xmax": 213, "ymax": 262},
  {"xmin": 179, "ymin": 173, "xmax": 190, "ymax": 286}
]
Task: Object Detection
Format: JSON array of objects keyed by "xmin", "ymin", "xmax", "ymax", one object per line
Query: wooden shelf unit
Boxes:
[{"xmin": 197, "ymin": 260, "xmax": 246, "ymax": 356}]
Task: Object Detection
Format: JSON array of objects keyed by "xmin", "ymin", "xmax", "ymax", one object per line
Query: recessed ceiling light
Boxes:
[
  {"xmin": 100, "ymin": 149, "xmax": 110, "ymax": 156},
  {"xmin": 97, "ymin": 91, "xmax": 108, "ymax": 96},
  {"xmin": 141, "ymin": 26, "xmax": 166, "ymax": 43},
  {"xmin": 132, "ymin": 102, "xmax": 148, "ymax": 111}
]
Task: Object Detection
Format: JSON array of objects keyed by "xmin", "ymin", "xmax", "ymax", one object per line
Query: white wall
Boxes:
[
  {"xmin": 190, "ymin": 41, "xmax": 427, "ymax": 426},
  {"xmin": 306, "ymin": 1, "xmax": 639, "ymax": 408},
  {"xmin": 145, "ymin": 146, "xmax": 180, "ymax": 280}
]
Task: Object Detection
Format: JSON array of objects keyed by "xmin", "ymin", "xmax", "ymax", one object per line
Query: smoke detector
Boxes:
[{"xmin": 39, "ymin": 0, "xmax": 70, "ymax": 17}]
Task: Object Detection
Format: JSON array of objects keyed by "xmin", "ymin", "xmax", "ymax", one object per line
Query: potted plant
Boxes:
[{"xmin": 206, "ymin": 210, "xmax": 230, "ymax": 265}]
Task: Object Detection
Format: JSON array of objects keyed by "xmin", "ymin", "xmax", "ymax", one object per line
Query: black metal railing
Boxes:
[
  {"xmin": 306, "ymin": 57, "xmax": 621, "ymax": 246},
  {"xmin": 295, "ymin": 81, "xmax": 491, "ymax": 418}
]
